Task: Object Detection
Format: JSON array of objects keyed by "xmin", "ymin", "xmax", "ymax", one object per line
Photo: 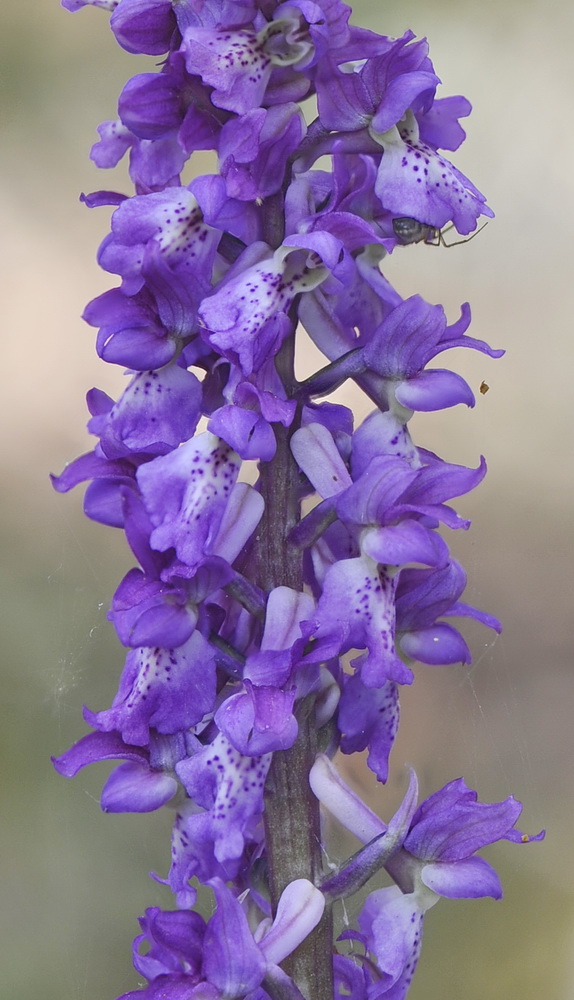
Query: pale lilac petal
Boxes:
[
  {"xmin": 259, "ymin": 880, "xmax": 325, "ymax": 965},
  {"xmin": 101, "ymin": 761, "xmax": 178, "ymax": 812},
  {"xmin": 309, "ymin": 754, "xmax": 386, "ymax": 844},
  {"xmin": 291, "ymin": 423, "xmax": 352, "ymax": 497},
  {"xmin": 394, "ymin": 369, "xmax": 475, "ymax": 410},
  {"xmin": 421, "ymin": 856, "xmax": 502, "ymax": 899}
]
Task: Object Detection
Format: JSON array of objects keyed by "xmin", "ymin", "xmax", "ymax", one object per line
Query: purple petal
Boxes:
[
  {"xmin": 395, "ymin": 369, "xmax": 475, "ymax": 410},
  {"xmin": 361, "ymin": 521, "xmax": 449, "ymax": 569},
  {"xmin": 416, "ymin": 95, "xmax": 471, "ymax": 152},
  {"xmin": 375, "ymin": 124, "xmax": 493, "ymax": 234},
  {"xmin": 309, "ymin": 754, "xmax": 386, "ymax": 844},
  {"xmin": 52, "ymin": 730, "xmax": 148, "ymax": 777},
  {"xmin": 202, "ymin": 880, "xmax": 266, "ymax": 995},
  {"xmin": 421, "ymin": 856, "xmax": 502, "ymax": 899},
  {"xmin": 338, "ymin": 672, "xmax": 399, "ymax": 782},
  {"xmin": 101, "ymin": 761, "xmax": 178, "ymax": 812},
  {"xmin": 399, "ymin": 622, "xmax": 471, "ymax": 665},
  {"xmin": 259, "ymin": 880, "xmax": 325, "ymax": 965},
  {"xmin": 215, "ymin": 683, "xmax": 298, "ymax": 755},
  {"xmin": 211, "ymin": 482, "xmax": 265, "ymax": 564},
  {"xmin": 208, "ymin": 405, "xmax": 277, "ymax": 461},
  {"xmin": 183, "ymin": 27, "xmax": 271, "ymax": 114},
  {"xmin": 137, "ymin": 433, "xmax": 241, "ymax": 570},
  {"xmin": 405, "ymin": 778, "xmax": 524, "ymax": 861},
  {"xmin": 176, "ymin": 734, "xmax": 271, "ymax": 864},
  {"xmin": 110, "ymin": 569, "xmax": 198, "ymax": 649},
  {"xmin": 311, "ymin": 555, "xmax": 413, "ymax": 686},
  {"xmin": 358, "ymin": 885, "xmax": 426, "ymax": 994},
  {"xmin": 110, "ymin": 0, "xmax": 177, "ymax": 56},
  {"xmin": 291, "ymin": 423, "xmax": 352, "ymax": 497},
  {"xmin": 94, "ymin": 366, "xmax": 202, "ymax": 458},
  {"xmin": 87, "ymin": 632, "xmax": 216, "ymax": 745}
]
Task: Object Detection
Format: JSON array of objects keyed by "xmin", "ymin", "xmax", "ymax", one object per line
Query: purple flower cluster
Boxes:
[{"xmin": 54, "ymin": 1, "xmax": 542, "ymax": 997}]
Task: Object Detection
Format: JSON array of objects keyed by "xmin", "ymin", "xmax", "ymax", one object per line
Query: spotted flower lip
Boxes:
[
  {"xmin": 182, "ymin": 6, "xmax": 323, "ymax": 115},
  {"xmin": 99, "ymin": 185, "xmax": 221, "ymax": 302},
  {"xmin": 56, "ymin": 2, "xmax": 541, "ymax": 997},
  {"xmin": 182, "ymin": 24, "xmax": 283, "ymax": 115},
  {"xmin": 87, "ymin": 366, "xmax": 203, "ymax": 459},
  {"xmin": 175, "ymin": 732, "xmax": 272, "ymax": 865},
  {"xmin": 85, "ymin": 631, "xmax": 217, "ymax": 746},
  {"xmin": 373, "ymin": 111, "xmax": 495, "ymax": 234},
  {"xmin": 198, "ymin": 235, "xmax": 340, "ymax": 373}
]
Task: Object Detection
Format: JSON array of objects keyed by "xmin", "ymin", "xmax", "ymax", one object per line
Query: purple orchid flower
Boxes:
[
  {"xmin": 55, "ymin": 1, "xmax": 542, "ymax": 997},
  {"xmin": 117, "ymin": 878, "xmax": 324, "ymax": 999},
  {"xmin": 52, "ymin": 729, "xmax": 185, "ymax": 813},
  {"xmin": 312, "ymin": 756, "xmax": 543, "ymax": 997}
]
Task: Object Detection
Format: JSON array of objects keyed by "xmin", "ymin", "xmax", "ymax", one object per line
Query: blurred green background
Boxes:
[{"xmin": 1, "ymin": 0, "xmax": 572, "ymax": 997}]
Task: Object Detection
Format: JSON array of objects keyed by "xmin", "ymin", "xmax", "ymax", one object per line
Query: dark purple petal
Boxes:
[
  {"xmin": 85, "ymin": 285, "xmax": 178, "ymax": 371},
  {"xmin": 110, "ymin": 0, "xmax": 177, "ymax": 56},
  {"xmin": 83, "ymin": 478, "xmax": 135, "ymax": 527},
  {"xmin": 110, "ymin": 568, "xmax": 198, "ymax": 649},
  {"xmin": 404, "ymin": 778, "xmax": 523, "ymax": 861},
  {"xmin": 52, "ymin": 730, "xmax": 148, "ymax": 777},
  {"xmin": 333, "ymin": 955, "xmax": 368, "ymax": 1000},
  {"xmin": 219, "ymin": 104, "xmax": 305, "ymax": 201},
  {"xmin": 338, "ymin": 672, "xmax": 399, "ymax": 782},
  {"xmin": 395, "ymin": 560, "xmax": 466, "ymax": 629},
  {"xmin": 134, "ymin": 905, "xmax": 206, "ymax": 979},
  {"xmin": 119, "ymin": 71, "xmax": 184, "ymax": 140},
  {"xmin": 51, "ymin": 450, "xmax": 134, "ymax": 496},
  {"xmin": 202, "ymin": 879, "xmax": 266, "ymax": 996}
]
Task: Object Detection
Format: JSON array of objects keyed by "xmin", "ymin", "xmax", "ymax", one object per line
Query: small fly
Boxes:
[{"xmin": 392, "ymin": 216, "xmax": 487, "ymax": 247}]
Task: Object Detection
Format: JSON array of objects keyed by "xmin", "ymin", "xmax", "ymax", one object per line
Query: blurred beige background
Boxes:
[{"xmin": 1, "ymin": 0, "xmax": 572, "ymax": 997}]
